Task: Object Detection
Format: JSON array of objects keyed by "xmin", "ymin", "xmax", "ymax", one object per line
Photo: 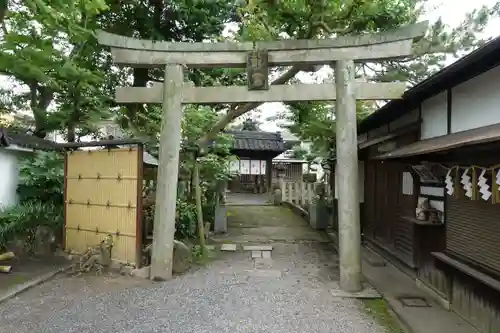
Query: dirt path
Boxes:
[
  {"xmin": 212, "ymin": 204, "xmax": 331, "ymax": 243},
  {"xmin": 0, "ymin": 205, "xmax": 383, "ymax": 333},
  {"xmin": 0, "ymin": 244, "xmax": 382, "ymax": 333}
]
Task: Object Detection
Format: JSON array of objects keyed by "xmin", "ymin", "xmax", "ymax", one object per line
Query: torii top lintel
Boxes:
[{"xmin": 96, "ymin": 22, "xmax": 427, "ymax": 68}]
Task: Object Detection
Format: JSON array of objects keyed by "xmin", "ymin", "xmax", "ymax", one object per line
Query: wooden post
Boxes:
[
  {"xmin": 193, "ymin": 163, "xmax": 207, "ymax": 254},
  {"xmin": 335, "ymin": 60, "xmax": 362, "ymax": 292},
  {"xmin": 150, "ymin": 64, "xmax": 184, "ymax": 281},
  {"xmin": 266, "ymin": 159, "xmax": 272, "ymax": 192}
]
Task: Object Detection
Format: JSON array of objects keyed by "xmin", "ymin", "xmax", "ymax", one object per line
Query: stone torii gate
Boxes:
[{"xmin": 97, "ymin": 22, "xmax": 427, "ymax": 291}]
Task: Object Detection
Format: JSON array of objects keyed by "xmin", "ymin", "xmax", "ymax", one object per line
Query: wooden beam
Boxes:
[
  {"xmin": 115, "ymin": 83, "xmax": 406, "ymax": 104},
  {"xmin": 96, "ymin": 22, "xmax": 427, "ymax": 52},
  {"xmin": 109, "ymin": 40, "xmax": 413, "ymax": 68},
  {"xmin": 357, "ymin": 122, "xmax": 420, "ymax": 149}
]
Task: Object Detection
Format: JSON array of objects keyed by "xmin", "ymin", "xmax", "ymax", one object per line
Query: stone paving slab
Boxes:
[
  {"xmin": 243, "ymin": 245, "xmax": 273, "ymax": 251},
  {"xmin": 330, "ymin": 286, "xmax": 381, "ymax": 299},
  {"xmin": 262, "ymin": 250, "xmax": 272, "ymax": 259},
  {"xmin": 220, "ymin": 244, "xmax": 237, "ymax": 251},
  {"xmin": 251, "ymin": 250, "xmax": 262, "ymax": 258},
  {"xmin": 362, "ymin": 252, "xmax": 477, "ymax": 333}
]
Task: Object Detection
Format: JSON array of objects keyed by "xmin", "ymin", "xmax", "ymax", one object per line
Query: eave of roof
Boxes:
[
  {"xmin": 375, "ymin": 122, "xmax": 500, "ymax": 159},
  {"xmin": 0, "ymin": 128, "xmax": 61, "ymax": 150},
  {"xmin": 225, "ymin": 130, "xmax": 286, "ymax": 152},
  {"xmin": 359, "ymin": 35, "xmax": 500, "ymax": 133}
]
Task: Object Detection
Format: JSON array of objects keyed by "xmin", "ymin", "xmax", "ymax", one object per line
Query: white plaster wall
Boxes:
[
  {"xmin": 0, "ymin": 149, "xmax": 20, "ymax": 210},
  {"xmin": 451, "ymin": 65, "xmax": 500, "ymax": 133},
  {"xmin": 420, "ymin": 91, "xmax": 448, "ymax": 139},
  {"xmin": 420, "ymin": 186, "xmax": 445, "ymax": 197}
]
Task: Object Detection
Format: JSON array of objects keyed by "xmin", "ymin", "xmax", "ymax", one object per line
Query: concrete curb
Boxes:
[
  {"xmin": 361, "ymin": 274, "xmax": 415, "ymax": 333},
  {"xmin": 324, "ymin": 232, "xmax": 414, "ymax": 333},
  {"xmin": 0, "ymin": 265, "xmax": 72, "ymax": 304}
]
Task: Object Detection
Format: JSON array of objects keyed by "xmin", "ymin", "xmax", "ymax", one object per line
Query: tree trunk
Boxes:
[
  {"xmin": 67, "ymin": 126, "xmax": 76, "ymax": 142},
  {"xmin": 193, "ymin": 163, "xmax": 207, "ymax": 255},
  {"xmin": 0, "ymin": 0, "xmax": 7, "ymax": 25}
]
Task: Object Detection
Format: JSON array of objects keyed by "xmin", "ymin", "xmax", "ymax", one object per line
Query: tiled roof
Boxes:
[
  {"xmin": 0, "ymin": 127, "xmax": 60, "ymax": 150},
  {"xmin": 225, "ymin": 130, "xmax": 285, "ymax": 152}
]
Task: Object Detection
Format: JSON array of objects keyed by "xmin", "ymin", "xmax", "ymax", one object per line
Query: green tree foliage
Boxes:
[
  {"xmin": 254, "ymin": 0, "xmax": 500, "ymax": 157},
  {"xmin": 0, "ymin": 0, "xmax": 111, "ymax": 139},
  {"xmin": 241, "ymin": 118, "xmax": 261, "ymax": 131},
  {"xmin": 97, "ymin": 0, "xmax": 246, "ymax": 135}
]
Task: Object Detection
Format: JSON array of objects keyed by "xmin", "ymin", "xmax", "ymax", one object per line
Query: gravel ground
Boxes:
[{"xmin": 0, "ymin": 243, "xmax": 382, "ymax": 333}]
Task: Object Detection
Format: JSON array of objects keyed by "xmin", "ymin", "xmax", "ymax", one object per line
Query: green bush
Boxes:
[
  {"xmin": 0, "ymin": 202, "xmax": 63, "ymax": 250},
  {"xmin": 17, "ymin": 151, "xmax": 64, "ymax": 205},
  {"xmin": 175, "ymin": 198, "xmax": 197, "ymax": 240}
]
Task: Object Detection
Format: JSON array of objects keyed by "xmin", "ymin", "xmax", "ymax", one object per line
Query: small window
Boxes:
[{"xmin": 402, "ymin": 172, "xmax": 414, "ymax": 195}]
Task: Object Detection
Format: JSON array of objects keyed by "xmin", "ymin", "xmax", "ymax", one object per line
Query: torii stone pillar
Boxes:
[
  {"xmin": 150, "ymin": 64, "xmax": 184, "ymax": 280},
  {"xmin": 96, "ymin": 22, "xmax": 427, "ymax": 285},
  {"xmin": 335, "ymin": 60, "xmax": 361, "ymax": 292}
]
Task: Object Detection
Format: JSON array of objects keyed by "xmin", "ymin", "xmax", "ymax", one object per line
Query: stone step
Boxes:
[
  {"xmin": 220, "ymin": 244, "xmax": 237, "ymax": 251},
  {"xmin": 243, "ymin": 245, "xmax": 273, "ymax": 251},
  {"xmin": 251, "ymin": 250, "xmax": 262, "ymax": 258}
]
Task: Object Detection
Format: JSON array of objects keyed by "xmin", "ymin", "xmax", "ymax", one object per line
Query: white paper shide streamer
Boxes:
[
  {"xmin": 445, "ymin": 169, "xmax": 454, "ymax": 196},
  {"xmin": 461, "ymin": 168, "xmax": 472, "ymax": 198},
  {"xmin": 478, "ymin": 169, "xmax": 491, "ymax": 201}
]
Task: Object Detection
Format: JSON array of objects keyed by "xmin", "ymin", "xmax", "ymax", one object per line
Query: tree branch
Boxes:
[
  {"xmin": 196, "ymin": 0, "xmax": 365, "ymax": 147},
  {"xmin": 197, "ymin": 65, "xmax": 302, "ymax": 147}
]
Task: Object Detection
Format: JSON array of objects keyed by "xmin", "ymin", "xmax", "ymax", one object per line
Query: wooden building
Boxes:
[
  {"xmin": 355, "ymin": 36, "xmax": 500, "ymax": 332},
  {"xmin": 226, "ymin": 130, "xmax": 286, "ymax": 193},
  {"xmin": 272, "ymin": 157, "xmax": 306, "ymax": 183}
]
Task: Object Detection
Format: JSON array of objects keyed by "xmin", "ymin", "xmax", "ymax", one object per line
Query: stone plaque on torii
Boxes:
[{"xmin": 97, "ymin": 22, "xmax": 427, "ymax": 291}]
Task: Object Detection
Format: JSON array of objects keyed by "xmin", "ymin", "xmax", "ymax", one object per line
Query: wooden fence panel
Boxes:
[
  {"xmin": 281, "ymin": 181, "xmax": 318, "ymax": 207},
  {"xmin": 65, "ymin": 147, "xmax": 141, "ymax": 266}
]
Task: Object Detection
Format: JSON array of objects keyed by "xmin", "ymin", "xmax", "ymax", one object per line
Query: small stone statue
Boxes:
[{"xmin": 415, "ymin": 197, "xmax": 430, "ymax": 221}]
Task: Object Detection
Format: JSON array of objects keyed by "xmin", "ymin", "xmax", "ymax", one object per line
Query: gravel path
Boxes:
[{"xmin": 0, "ymin": 243, "xmax": 382, "ymax": 333}]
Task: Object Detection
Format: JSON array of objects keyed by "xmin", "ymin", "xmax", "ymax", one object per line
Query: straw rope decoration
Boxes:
[{"xmin": 444, "ymin": 165, "xmax": 500, "ymax": 203}]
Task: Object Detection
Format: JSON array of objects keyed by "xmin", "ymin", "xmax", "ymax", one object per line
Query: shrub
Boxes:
[
  {"xmin": 0, "ymin": 202, "xmax": 63, "ymax": 250},
  {"xmin": 175, "ymin": 198, "xmax": 197, "ymax": 240},
  {"xmin": 17, "ymin": 151, "xmax": 64, "ymax": 205}
]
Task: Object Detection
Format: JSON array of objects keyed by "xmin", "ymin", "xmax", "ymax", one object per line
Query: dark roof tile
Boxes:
[
  {"xmin": 225, "ymin": 130, "xmax": 285, "ymax": 152},
  {"xmin": 0, "ymin": 128, "xmax": 60, "ymax": 150}
]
